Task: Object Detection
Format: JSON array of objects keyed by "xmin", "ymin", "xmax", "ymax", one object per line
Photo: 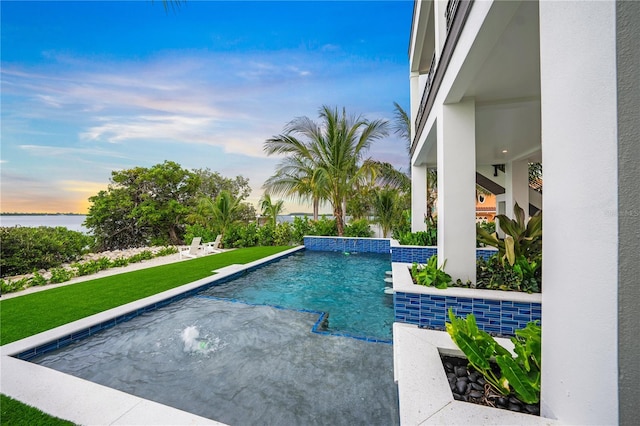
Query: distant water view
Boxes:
[{"xmin": 0, "ymin": 215, "xmax": 88, "ymax": 233}]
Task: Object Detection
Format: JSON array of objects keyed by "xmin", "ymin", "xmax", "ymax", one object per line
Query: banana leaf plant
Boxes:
[
  {"xmin": 446, "ymin": 308, "xmax": 541, "ymax": 404},
  {"xmin": 476, "ymin": 202, "xmax": 542, "ymax": 267}
]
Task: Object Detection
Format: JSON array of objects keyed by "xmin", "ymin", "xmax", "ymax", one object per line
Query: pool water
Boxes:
[
  {"xmin": 201, "ymin": 250, "xmax": 394, "ymax": 340},
  {"xmin": 32, "ymin": 249, "xmax": 399, "ymax": 425},
  {"xmin": 35, "ymin": 299, "xmax": 399, "ymax": 425}
]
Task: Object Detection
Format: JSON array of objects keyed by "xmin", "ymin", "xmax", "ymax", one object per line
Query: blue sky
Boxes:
[{"xmin": 1, "ymin": 0, "xmax": 413, "ymax": 214}]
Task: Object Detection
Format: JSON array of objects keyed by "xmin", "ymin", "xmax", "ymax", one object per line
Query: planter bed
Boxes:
[
  {"xmin": 392, "ymin": 262, "xmax": 541, "ymax": 336},
  {"xmin": 393, "ymin": 323, "xmax": 557, "ymax": 425}
]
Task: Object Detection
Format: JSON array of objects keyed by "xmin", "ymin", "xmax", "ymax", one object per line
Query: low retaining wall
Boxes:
[
  {"xmin": 303, "ymin": 236, "xmax": 391, "ymax": 254},
  {"xmin": 391, "ymin": 262, "xmax": 541, "ymax": 336},
  {"xmin": 390, "ymin": 244, "xmax": 498, "ymax": 263}
]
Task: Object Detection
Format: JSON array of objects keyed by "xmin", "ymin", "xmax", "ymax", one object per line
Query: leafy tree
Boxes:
[
  {"xmin": 260, "ymin": 193, "xmax": 284, "ymax": 228},
  {"xmin": 264, "ymin": 105, "xmax": 388, "ymax": 236},
  {"xmin": 85, "ymin": 161, "xmax": 199, "ymax": 249},
  {"xmin": 194, "ymin": 168, "xmax": 252, "ymax": 202}
]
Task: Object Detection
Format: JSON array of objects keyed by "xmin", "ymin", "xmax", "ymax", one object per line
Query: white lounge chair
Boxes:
[
  {"xmin": 204, "ymin": 235, "xmax": 223, "ymax": 254},
  {"xmin": 180, "ymin": 237, "xmax": 203, "ymax": 259}
]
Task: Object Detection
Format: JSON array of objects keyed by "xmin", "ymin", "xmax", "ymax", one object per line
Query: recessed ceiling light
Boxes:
[{"xmin": 502, "ymin": 149, "xmax": 508, "ymax": 154}]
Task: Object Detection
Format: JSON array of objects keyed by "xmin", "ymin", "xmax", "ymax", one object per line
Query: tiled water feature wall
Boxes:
[{"xmin": 303, "ymin": 237, "xmax": 541, "ymax": 336}]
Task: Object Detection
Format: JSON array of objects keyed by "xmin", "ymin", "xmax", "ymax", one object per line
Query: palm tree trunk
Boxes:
[
  {"xmin": 334, "ymin": 205, "xmax": 345, "ymax": 236},
  {"xmin": 313, "ymin": 197, "xmax": 319, "ymax": 221}
]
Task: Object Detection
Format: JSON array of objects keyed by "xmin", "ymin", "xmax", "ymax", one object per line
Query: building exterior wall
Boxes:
[
  {"xmin": 539, "ymin": 1, "xmax": 618, "ymax": 423},
  {"xmin": 616, "ymin": 2, "xmax": 640, "ymax": 424}
]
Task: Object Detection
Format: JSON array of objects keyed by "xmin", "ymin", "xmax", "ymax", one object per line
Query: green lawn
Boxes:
[
  {"xmin": 0, "ymin": 246, "xmax": 292, "ymax": 345},
  {"xmin": 0, "ymin": 394, "xmax": 75, "ymax": 426}
]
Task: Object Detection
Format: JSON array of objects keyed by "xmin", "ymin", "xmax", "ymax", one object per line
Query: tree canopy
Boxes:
[{"xmin": 84, "ymin": 161, "xmax": 254, "ymax": 250}]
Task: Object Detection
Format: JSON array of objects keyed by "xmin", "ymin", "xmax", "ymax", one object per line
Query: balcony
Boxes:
[{"xmin": 411, "ymin": 0, "xmax": 473, "ymax": 155}]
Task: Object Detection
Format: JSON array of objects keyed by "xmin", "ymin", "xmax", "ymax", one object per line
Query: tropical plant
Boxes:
[
  {"xmin": 393, "ymin": 210, "xmax": 437, "ymax": 246},
  {"xmin": 211, "ymin": 190, "xmax": 240, "ymax": 242},
  {"xmin": 343, "ymin": 218, "xmax": 373, "ymax": 238},
  {"xmin": 263, "ymin": 155, "xmax": 326, "ymax": 221},
  {"xmin": 446, "ymin": 308, "xmax": 541, "ymax": 404},
  {"xmin": 260, "ymin": 193, "xmax": 285, "ymax": 228},
  {"xmin": 373, "ymin": 188, "xmax": 400, "ymax": 238},
  {"xmin": 264, "ymin": 105, "xmax": 389, "ymax": 236},
  {"xmin": 476, "ymin": 202, "xmax": 542, "ymax": 267},
  {"xmin": 392, "ymin": 101, "xmax": 411, "ymax": 165},
  {"xmin": 410, "ymin": 256, "xmax": 452, "ymax": 289},
  {"xmin": 476, "ymin": 255, "xmax": 540, "ymax": 293}
]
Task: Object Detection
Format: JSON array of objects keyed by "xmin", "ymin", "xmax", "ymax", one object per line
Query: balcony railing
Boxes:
[
  {"xmin": 414, "ymin": 53, "xmax": 436, "ymax": 137},
  {"xmin": 445, "ymin": 0, "xmax": 461, "ymax": 32},
  {"xmin": 411, "ymin": 0, "xmax": 474, "ymax": 155}
]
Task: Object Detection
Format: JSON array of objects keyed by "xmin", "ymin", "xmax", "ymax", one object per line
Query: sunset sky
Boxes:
[{"xmin": 1, "ymin": 0, "xmax": 413, "ymax": 214}]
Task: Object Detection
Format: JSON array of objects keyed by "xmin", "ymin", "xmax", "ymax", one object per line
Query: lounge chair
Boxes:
[
  {"xmin": 180, "ymin": 237, "xmax": 203, "ymax": 259},
  {"xmin": 204, "ymin": 235, "xmax": 223, "ymax": 254}
]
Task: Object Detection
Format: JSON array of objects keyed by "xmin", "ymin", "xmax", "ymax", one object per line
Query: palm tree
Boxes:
[
  {"xmin": 263, "ymin": 155, "xmax": 326, "ymax": 221},
  {"xmin": 393, "ymin": 101, "xmax": 438, "ymax": 226},
  {"xmin": 211, "ymin": 190, "xmax": 239, "ymax": 241},
  {"xmin": 373, "ymin": 188, "xmax": 399, "ymax": 238},
  {"xmin": 264, "ymin": 105, "xmax": 388, "ymax": 236},
  {"xmin": 392, "ymin": 101, "xmax": 411, "ymax": 171},
  {"xmin": 260, "ymin": 193, "xmax": 285, "ymax": 228}
]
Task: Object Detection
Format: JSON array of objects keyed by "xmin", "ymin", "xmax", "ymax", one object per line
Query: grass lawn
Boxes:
[
  {"xmin": 0, "ymin": 246, "xmax": 292, "ymax": 345},
  {"xmin": 0, "ymin": 394, "xmax": 75, "ymax": 426}
]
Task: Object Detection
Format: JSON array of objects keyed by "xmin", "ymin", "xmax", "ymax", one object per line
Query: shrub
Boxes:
[
  {"xmin": 1, "ymin": 278, "xmax": 29, "ymax": 293},
  {"xmin": 291, "ymin": 216, "xmax": 313, "ymax": 244},
  {"xmin": 128, "ymin": 250, "xmax": 154, "ymax": 263},
  {"xmin": 110, "ymin": 257, "xmax": 130, "ymax": 267},
  {"xmin": 310, "ymin": 216, "xmax": 338, "ymax": 236},
  {"xmin": 273, "ymin": 222, "xmax": 293, "ymax": 246},
  {"xmin": 476, "ymin": 255, "xmax": 540, "ymax": 293},
  {"xmin": 155, "ymin": 246, "xmax": 178, "ymax": 257},
  {"xmin": 257, "ymin": 224, "xmax": 275, "ymax": 246},
  {"xmin": 29, "ymin": 271, "xmax": 48, "ymax": 287},
  {"xmin": 0, "ymin": 226, "xmax": 93, "ymax": 277},
  {"xmin": 49, "ymin": 267, "xmax": 75, "ymax": 284},
  {"xmin": 73, "ymin": 260, "xmax": 102, "ymax": 276},
  {"xmin": 343, "ymin": 218, "xmax": 373, "ymax": 238}
]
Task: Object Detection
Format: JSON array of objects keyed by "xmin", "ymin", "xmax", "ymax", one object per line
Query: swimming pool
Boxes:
[
  {"xmin": 31, "ymin": 249, "xmax": 399, "ymax": 425},
  {"xmin": 200, "ymin": 250, "xmax": 394, "ymax": 340}
]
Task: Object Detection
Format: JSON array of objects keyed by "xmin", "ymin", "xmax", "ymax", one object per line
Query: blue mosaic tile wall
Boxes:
[
  {"xmin": 394, "ymin": 291, "xmax": 541, "ymax": 336},
  {"xmin": 390, "ymin": 246, "xmax": 498, "ymax": 263},
  {"xmin": 476, "ymin": 248, "xmax": 499, "ymax": 260},
  {"xmin": 390, "ymin": 246, "xmax": 436, "ymax": 263},
  {"xmin": 303, "ymin": 236, "xmax": 390, "ymax": 253}
]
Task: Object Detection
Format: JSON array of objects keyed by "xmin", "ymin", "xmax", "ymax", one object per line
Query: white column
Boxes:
[
  {"xmin": 539, "ymin": 1, "xmax": 618, "ymax": 424},
  {"xmin": 504, "ymin": 159, "xmax": 530, "ymax": 220},
  {"xmin": 436, "ymin": 98, "xmax": 476, "ymax": 283},
  {"xmin": 411, "ymin": 164, "xmax": 427, "ymax": 232}
]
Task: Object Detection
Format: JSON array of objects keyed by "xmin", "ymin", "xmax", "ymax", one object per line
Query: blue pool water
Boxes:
[
  {"xmin": 201, "ymin": 250, "xmax": 394, "ymax": 340},
  {"xmin": 32, "ymin": 248, "xmax": 399, "ymax": 424}
]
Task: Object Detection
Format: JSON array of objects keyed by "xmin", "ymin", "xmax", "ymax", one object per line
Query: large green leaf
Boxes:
[
  {"xmin": 453, "ymin": 332, "xmax": 491, "ymax": 371},
  {"xmin": 495, "ymin": 355, "xmax": 539, "ymax": 404}
]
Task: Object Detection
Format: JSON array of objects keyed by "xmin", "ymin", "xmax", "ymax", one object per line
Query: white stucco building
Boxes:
[{"xmin": 408, "ymin": 0, "xmax": 638, "ymax": 424}]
